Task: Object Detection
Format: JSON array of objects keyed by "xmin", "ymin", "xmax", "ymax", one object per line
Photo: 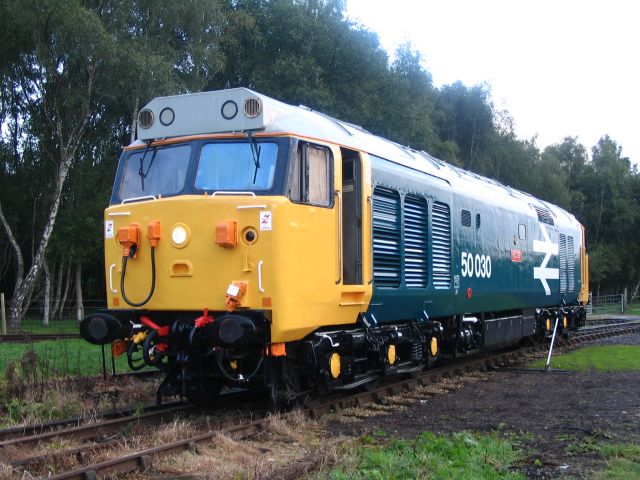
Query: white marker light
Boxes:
[{"xmin": 171, "ymin": 225, "xmax": 188, "ymax": 246}]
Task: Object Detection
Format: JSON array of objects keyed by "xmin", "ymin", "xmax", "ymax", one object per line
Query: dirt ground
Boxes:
[{"xmin": 326, "ymin": 331, "xmax": 640, "ymax": 479}]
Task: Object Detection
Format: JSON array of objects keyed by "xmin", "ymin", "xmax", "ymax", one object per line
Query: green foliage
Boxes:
[
  {"xmin": 328, "ymin": 431, "xmax": 523, "ymax": 480},
  {"xmin": 528, "ymin": 345, "xmax": 640, "ymax": 372},
  {"xmin": 1, "ymin": 0, "xmax": 639, "ymax": 308}
]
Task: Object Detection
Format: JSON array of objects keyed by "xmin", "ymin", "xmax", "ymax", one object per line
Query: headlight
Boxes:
[{"xmin": 171, "ymin": 224, "xmax": 189, "ymax": 248}]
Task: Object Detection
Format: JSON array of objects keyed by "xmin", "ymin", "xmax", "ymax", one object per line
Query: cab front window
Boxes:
[
  {"xmin": 195, "ymin": 142, "xmax": 278, "ymax": 191},
  {"xmin": 118, "ymin": 144, "xmax": 191, "ymax": 200}
]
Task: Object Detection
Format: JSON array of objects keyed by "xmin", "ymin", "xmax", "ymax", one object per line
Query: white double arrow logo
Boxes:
[{"xmin": 533, "ymin": 222, "xmax": 559, "ymax": 295}]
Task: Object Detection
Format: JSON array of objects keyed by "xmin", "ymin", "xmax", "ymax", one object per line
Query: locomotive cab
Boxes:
[{"xmin": 80, "ymin": 89, "xmax": 383, "ymax": 402}]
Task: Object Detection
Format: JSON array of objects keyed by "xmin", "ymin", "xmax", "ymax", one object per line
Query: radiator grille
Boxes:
[
  {"xmin": 559, "ymin": 233, "xmax": 567, "ymax": 293},
  {"xmin": 372, "ymin": 187, "xmax": 401, "ymax": 287},
  {"xmin": 404, "ymin": 196, "xmax": 428, "ymax": 288},
  {"xmin": 432, "ymin": 201, "xmax": 451, "ymax": 289}
]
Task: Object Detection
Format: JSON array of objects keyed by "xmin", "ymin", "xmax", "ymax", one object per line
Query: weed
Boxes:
[
  {"xmin": 566, "ymin": 438, "xmax": 600, "ymax": 455},
  {"xmin": 327, "ymin": 431, "xmax": 524, "ymax": 479},
  {"xmin": 557, "ymin": 433, "xmax": 577, "ymax": 442},
  {"xmin": 591, "ymin": 443, "xmax": 640, "ymax": 479}
]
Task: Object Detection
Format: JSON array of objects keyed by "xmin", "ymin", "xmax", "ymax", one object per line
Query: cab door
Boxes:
[{"xmin": 341, "ymin": 147, "xmax": 363, "ymax": 285}]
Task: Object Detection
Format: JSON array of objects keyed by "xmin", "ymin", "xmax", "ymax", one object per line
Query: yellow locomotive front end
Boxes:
[{"xmin": 80, "ymin": 88, "xmax": 373, "ymax": 403}]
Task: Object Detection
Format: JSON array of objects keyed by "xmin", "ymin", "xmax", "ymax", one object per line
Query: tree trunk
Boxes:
[
  {"xmin": 0, "ymin": 201, "xmax": 25, "ymax": 330},
  {"xmin": 631, "ymin": 279, "xmax": 640, "ymax": 302},
  {"xmin": 75, "ymin": 260, "xmax": 84, "ymax": 322},
  {"xmin": 59, "ymin": 262, "xmax": 72, "ymax": 320},
  {"xmin": 51, "ymin": 260, "xmax": 64, "ymax": 319},
  {"xmin": 130, "ymin": 96, "xmax": 139, "ymax": 144},
  {"xmin": 22, "ymin": 270, "xmax": 41, "ymax": 319},
  {"xmin": 43, "ymin": 259, "xmax": 51, "ymax": 326}
]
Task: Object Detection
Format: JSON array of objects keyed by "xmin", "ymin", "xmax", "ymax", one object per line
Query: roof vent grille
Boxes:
[
  {"xmin": 138, "ymin": 109, "xmax": 154, "ymax": 129},
  {"xmin": 244, "ymin": 97, "xmax": 262, "ymax": 118}
]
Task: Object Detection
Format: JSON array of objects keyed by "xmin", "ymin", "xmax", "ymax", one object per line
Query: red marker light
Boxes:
[{"xmin": 467, "ymin": 288, "xmax": 473, "ymax": 299}]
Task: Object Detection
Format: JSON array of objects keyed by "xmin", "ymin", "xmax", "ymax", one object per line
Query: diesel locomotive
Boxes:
[{"xmin": 80, "ymin": 88, "xmax": 589, "ymax": 404}]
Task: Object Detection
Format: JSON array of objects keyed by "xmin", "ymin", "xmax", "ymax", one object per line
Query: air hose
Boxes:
[{"xmin": 121, "ymin": 246, "xmax": 156, "ymax": 307}]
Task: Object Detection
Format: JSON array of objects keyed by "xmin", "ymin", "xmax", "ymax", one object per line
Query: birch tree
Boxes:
[{"xmin": 0, "ymin": 1, "xmax": 118, "ymax": 329}]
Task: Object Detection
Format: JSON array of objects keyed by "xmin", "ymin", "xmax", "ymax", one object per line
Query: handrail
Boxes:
[
  {"xmin": 108, "ymin": 212, "xmax": 131, "ymax": 217},
  {"xmin": 211, "ymin": 191, "xmax": 256, "ymax": 197},
  {"xmin": 367, "ymin": 196, "xmax": 374, "ymax": 284},
  {"xmin": 109, "ymin": 264, "xmax": 117, "ymax": 293},
  {"xmin": 121, "ymin": 195, "xmax": 157, "ymax": 204},
  {"xmin": 258, "ymin": 260, "xmax": 265, "ymax": 293},
  {"xmin": 335, "ymin": 190, "xmax": 343, "ymax": 285},
  {"xmin": 236, "ymin": 204, "xmax": 267, "ymax": 210}
]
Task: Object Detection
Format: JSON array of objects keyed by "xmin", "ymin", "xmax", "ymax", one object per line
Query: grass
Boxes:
[
  {"xmin": 593, "ymin": 443, "xmax": 640, "ymax": 479},
  {"xmin": 624, "ymin": 301, "xmax": 640, "ymax": 315},
  {"xmin": 17, "ymin": 318, "xmax": 80, "ymax": 334},
  {"xmin": 528, "ymin": 345, "xmax": 640, "ymax": 372},
  {"xmin": 564, "ymin": 441, "xmax": 640, "ymax": 479},
  {"xmin": 0, "ymin": 339, "xmax": 133, "ymax": 379},
  {"xmin": 326, "ymin": 431, "xmax": 523, "ymax": 480},
  {"xmin": 1, "ymin": 318, "xmax": 137, "ymax": 378}
]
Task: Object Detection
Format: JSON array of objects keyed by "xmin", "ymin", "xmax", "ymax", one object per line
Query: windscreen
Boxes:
[
  {"xmin": 195, "ymin": 142, "xmax": 278, "ymax": 191},
  {"xmin": 118, "ymin": 144, "xmax": 191, "ymax": 200}
]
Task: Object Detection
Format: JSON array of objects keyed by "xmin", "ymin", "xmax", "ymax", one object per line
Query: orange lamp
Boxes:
[{"xmin": 215, "ymin": 220, "xmax": 237, "ymax": 248}]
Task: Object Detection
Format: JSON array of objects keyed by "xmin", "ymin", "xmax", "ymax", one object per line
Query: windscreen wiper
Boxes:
[
  {"xmin": 247, "ymin": 131, "xmax": 262, "ymax": 184},
  {"xmin": 138, "ymin": 140, "xmax": 158, "ymax": 191}
]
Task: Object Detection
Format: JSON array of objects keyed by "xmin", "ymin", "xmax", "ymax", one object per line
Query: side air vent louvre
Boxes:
[
  {"xmin": 567, "ymin": 235, "xmax": 575, "ymax": 292},
  {"xmin": 404, "ymin": 196, "xmax": 428, "ymax": 288},
  {"xmin": 372, "ymin": 187, "xmax": 401, "ymax": 287},
  {"xmin": 432, "ymin": 201, "xmax": 451, "ymax": 289},
  {"xmin": 533, "ymin": 205, "xmax": 554, "ymax": 225}
]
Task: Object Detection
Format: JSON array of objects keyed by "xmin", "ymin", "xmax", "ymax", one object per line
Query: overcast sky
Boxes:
[{"xmin": 346, "ymin": 0, "xmax": 639, "ymax": 163}]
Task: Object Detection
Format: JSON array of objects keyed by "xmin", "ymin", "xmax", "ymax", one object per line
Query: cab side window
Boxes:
[{"xmin": 288, "ymin": 142, "xmax": 332, "ymax": 206}]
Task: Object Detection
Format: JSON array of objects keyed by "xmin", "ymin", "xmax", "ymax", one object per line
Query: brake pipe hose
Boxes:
[{"xmin": 121, "ymin": 246, "xmax": 157, "ymax": 307}]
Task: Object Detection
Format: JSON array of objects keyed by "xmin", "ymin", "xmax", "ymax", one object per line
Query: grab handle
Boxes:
[
  {"xmin": 258, "ymin": 260, "xmax": 265, "ymax": 293},
  {"xmin": 109, "ymin": 264, "xmax": 117, "ymax": 293},
  {"xmin": 335, "ymin": 190, "xmax": 343, "ymax": 285},
  {"xmin": 367, "ymin": 196, "xmax": 374, "ymax": 284}
]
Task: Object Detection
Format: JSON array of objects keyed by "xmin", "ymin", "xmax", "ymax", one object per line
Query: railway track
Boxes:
[
  {"xmin": 4, "ymin": 320, "xmax": 639, "ymax": 479},
  {"xmin": 0, "ymin": 333, "xmax": 81, "ymax": 343},
  {"xmin": 0, "ymin": 401, "xmax": 186, "ymax": 443},
  {"xmin": 584, "ymin": 315, "xmax": 640, "ymax": 326},
  {"xmin": 0, "ymin": 390, "xmax": 266, "ymax": 478}
]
